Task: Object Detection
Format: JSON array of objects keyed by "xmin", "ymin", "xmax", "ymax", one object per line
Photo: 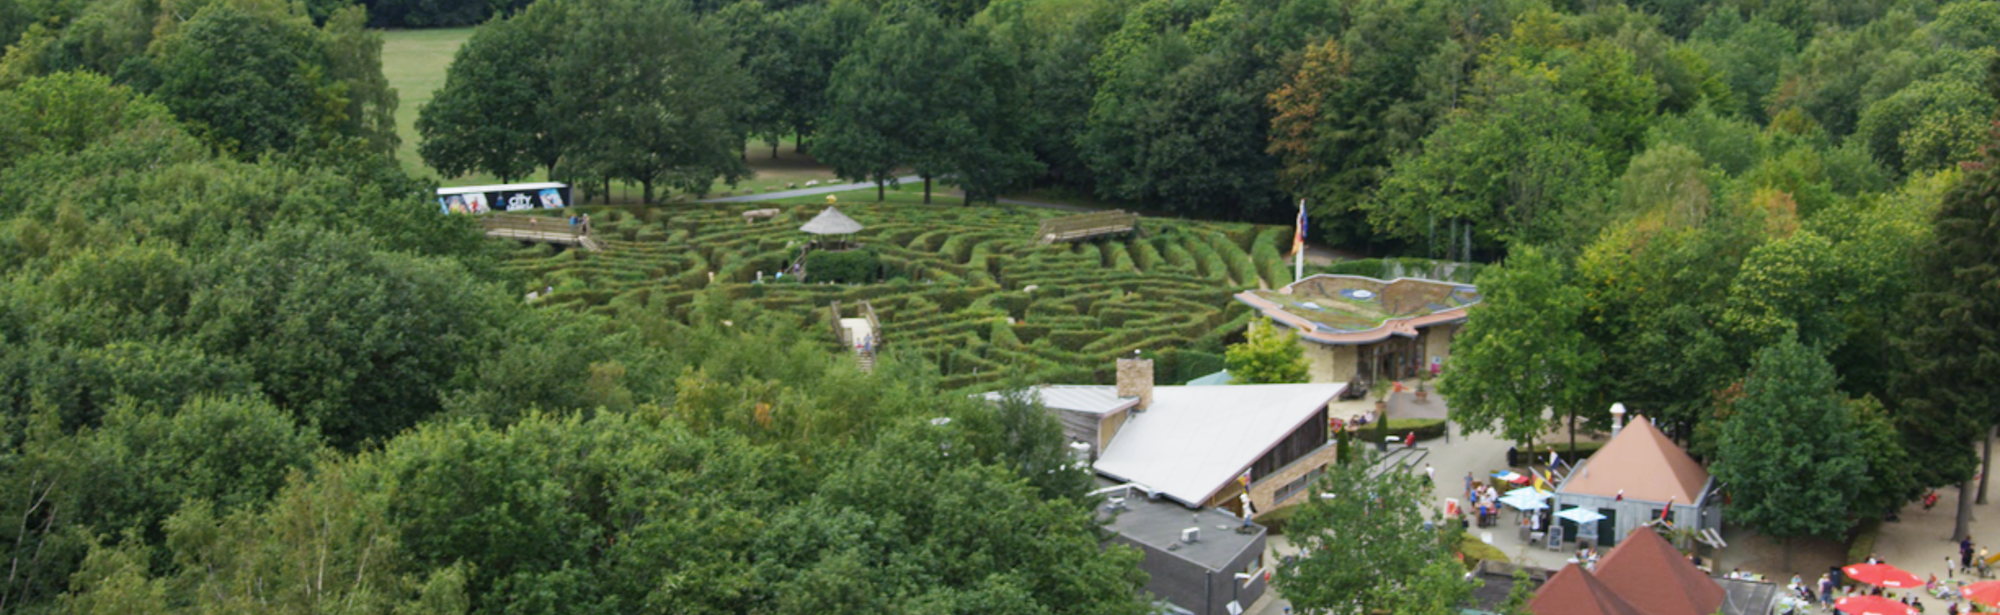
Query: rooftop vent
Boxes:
[{"xmin": 1181, "ymin": 527, "xmax": 1200, "ymax": 543}]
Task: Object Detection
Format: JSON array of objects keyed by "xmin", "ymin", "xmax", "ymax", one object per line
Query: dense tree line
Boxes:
[
  {"xmin": 0, "ymin": 0, "xmax": 397, "ymax": 161},
  {"xmin": 1442, "ymin": 56, "xmax": 2000, "ymax": 553},
  {"xmin": 0, "ymin": 70, "xmax": 1149, "ymax": 614},
  {"xmin": 402, "ymin": 0, "xmax": 2000, "ymax": 249}
]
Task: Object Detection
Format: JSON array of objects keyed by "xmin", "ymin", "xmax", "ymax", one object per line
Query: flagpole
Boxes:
[{"xmin": 1294, "ymin": 200, "xmax": 1305, "ymax": 282}]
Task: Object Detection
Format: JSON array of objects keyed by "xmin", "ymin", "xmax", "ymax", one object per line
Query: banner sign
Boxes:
[{"xmin": 438, "ymin": 183, "xmax": 571, "ymax": 215}]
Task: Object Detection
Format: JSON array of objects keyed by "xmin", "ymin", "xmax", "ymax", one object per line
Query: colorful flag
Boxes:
[{"xmin": 1291, "ymin": 200, "xmax": 1307, "ymax": 257}]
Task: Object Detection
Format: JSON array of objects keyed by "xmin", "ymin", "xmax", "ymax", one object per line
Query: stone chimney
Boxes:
[{"xmin": 1116, "ymin": 358, "xmax": 1154, "ymax": 411}]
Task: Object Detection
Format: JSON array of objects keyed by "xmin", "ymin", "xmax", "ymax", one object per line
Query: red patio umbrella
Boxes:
[
  {"xmin": 1962, "ymin": 580, "xmax": 2000, "ymax": 607},
  {"xmin": 1843, "ymin": 563, "xmax": 1923, "ymax": 588},
  {"xmin": 1835, "ymin": 595, "xmax": 1915, "ymax": 615}
]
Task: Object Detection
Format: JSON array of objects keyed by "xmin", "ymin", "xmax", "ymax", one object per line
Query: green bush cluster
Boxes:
[
  {"xmin": 805, "ymin": 246, "xmax": 881, "ymax": 283},
  {"xmin": 1381, "ymin": 418, "xmax": 1448, "ymax": 441}
]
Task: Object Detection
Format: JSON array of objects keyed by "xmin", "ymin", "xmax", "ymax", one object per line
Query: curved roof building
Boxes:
[{"xmin": 1233, "ymin": 274, "xmax": 1481, "ymax": 384}]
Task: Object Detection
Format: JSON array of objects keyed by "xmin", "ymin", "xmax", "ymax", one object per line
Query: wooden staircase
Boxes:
[{"xmin": 829, "ymin": 300, "xmax": 884, "ymax": 372}]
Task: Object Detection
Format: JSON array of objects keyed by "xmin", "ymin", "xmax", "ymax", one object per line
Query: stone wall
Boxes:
[
  {"xmin": 1422, "ymin": 323, "xmax": 1459, "ymax": 370},
  {"xmin": 1248, "ymin": 442, "xmax": 1343, "ymax": 513},
  {"xmin": 1302, "ymin": 342, "xmax": 1358, "ymax": 384}
]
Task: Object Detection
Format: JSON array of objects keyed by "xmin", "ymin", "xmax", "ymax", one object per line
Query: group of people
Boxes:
[
  {"xmin": 1575, "ymin": 541, "xmax": 1601, "ymax": 571},
  {"xmin": 1957, "ymin": 537, "xmax": 1993, "ymax": 579},
  {"xmin": 1770, "ymin": 552, "xmax": 1981, "ymax": 615},
  {"xmin": 567, "ymin": 213, "xmax": 592, "ymax": 234},
  {"xmin": 1332, "ymin": 410, "xmax": 1376, "ymax": 433},
  {"xmin": 1467, "ymin": 477, "xmax": 1502, "ymax": 528}
]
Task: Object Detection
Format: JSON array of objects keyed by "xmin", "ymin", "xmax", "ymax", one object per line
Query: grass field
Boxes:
[
  {"xmin": 505, "ymin": 202, "xmax": 1304, "ymax": 390},
  {"xmin": 379, "ymin": 28, "xmax": 847, "ymax": 198},
  {"xmin": 377, "ymin": 28, "xmax": 1115, "ymax": 211},
  {"xmin": 380, "ymin": 28, "xmax": 476, "ymax": 179}
]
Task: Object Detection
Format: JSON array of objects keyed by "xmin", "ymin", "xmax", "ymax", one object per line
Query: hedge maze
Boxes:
[{"xmin": 500, "ymin": 203, "xmax": 1299, "ymax": 392}]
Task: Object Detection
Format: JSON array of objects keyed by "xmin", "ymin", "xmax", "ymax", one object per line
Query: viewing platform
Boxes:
[
  {"xmin": 482, "ymin": 214, "xmax": 602, "ymax": 252},
  {"xmin": 1035, "ymin": 210, "xmax": 1140, "ymax": 244}
]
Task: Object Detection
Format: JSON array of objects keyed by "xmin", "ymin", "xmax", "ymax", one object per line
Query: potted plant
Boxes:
[{"xmin": 1415, "ymin": 372, "xmax": 1431, "ymax": 404}]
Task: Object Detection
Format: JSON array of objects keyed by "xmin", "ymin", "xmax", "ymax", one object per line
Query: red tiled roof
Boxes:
[
  {"xmin": 1592, "ymin": 526, "xmax": 1725, "ymax": 615},
  {"xmin": 1531, "ymin": 565, "xmax": 1647, "ymax": 615},
  {"xmin": 1557, "ymin": 417, "xmax": 1710, "ymax": 504}
]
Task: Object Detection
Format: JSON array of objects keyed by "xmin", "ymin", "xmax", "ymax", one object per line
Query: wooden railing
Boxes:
[
  {"xmin": 1034, "ymin": 210, "xmax": 1140, "ymax": 244},
  {"xmin": 481, "ymin": 214, "xmax": 601, "ymax": 251},
  {"xmin": 860, "ymin": 300, "xmax": 882, "ymax": 347}
]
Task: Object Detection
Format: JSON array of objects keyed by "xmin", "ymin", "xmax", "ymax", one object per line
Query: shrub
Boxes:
[
  {"xmin": 805, "ymin": 247, "xmax": 881, "ymax": 283},
  {"xmin": 1460, "ymin": 532, "xmax": 1510, "ymax": 570},
  {"xmin": 1383, "ymin": 418, "xmax": 1448, "ymax": 441}
]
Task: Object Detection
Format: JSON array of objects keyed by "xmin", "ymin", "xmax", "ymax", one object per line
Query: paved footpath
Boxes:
[{"xmin": 696, "ymin": 175, "xmax": 921, "ymax": 203}]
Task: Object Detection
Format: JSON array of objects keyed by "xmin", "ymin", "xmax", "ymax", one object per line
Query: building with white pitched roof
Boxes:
[{"xmin": 985, "ymin": 358, "xmax": 1346, "ymax": 514}]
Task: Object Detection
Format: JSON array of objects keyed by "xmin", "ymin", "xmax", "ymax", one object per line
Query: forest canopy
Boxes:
[{"xmin": 2, "ymin": 0, "xmax": 1999, "ymax": 609}]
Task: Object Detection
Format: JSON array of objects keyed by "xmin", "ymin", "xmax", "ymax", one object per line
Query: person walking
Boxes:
[
  {"xmin": 1962, "ymin": 537, "xmax": 1975, "ymax": 571},
  {"xmin": 1819, "ymin": 574, "xmax": 1834, "ymax": 608},
  {"xmin": 1425, "ymin": 463, "xmax": 1435, "ymax": 483}
]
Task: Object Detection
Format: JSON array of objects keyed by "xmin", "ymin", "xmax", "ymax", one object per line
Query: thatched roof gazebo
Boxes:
[{"xmin": 800, "ymin": 206, "xmax": 863, "ymax": 251}]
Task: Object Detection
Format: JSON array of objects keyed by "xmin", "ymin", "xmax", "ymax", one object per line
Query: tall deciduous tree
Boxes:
[
  {"xmin": 1896, "ymin": 105, "xmax": 2000, "ymax": 540},
  {"xmin": 1079, "ymin": 0, "xmax": 1282, "ymax": 218},
  {"xmin": 772, "ymin": 0, "xmax": 871, "ymax": 153},
  {"xmin": 818, "ymin": 5, "xmax": 1038, "ymax": 203},
  {"xmin": 1276, "ymin": 451, "xmax": 1460, "ymax": 615},
  {"xmin": 1368, "ymin": 82, "xmax": 1610, "ymax": 255},
  {"xmin": 147, "ymin": 3, "xmax": 396, "ymax": 159},
  {"xmin": 1713, "ymin": 335, "xmax": 1863, "ymax": 569},
  {"xmin": 417, "ymin": 12, "xmax": 554, "ymax": 182},
  {"xmin": 1225, "ymin": 319, "xmax": 1310, "ymax": 384},
  {"xmin": 1439, "ymin": 246, "xmax": 1597, "ymax": 449}
]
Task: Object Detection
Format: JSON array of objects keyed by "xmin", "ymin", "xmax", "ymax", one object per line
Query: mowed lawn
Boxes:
[
  {"xmin": 377, "ymin": 27, "xmax": 846, "ymax": 198},
  {"xmin": 380, "ymin": 28, "xmax": 477, "ymax": 180}
]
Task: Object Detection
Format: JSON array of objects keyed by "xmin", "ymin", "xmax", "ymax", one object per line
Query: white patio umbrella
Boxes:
[
  {"xmin": 1501, "ymin": 494, "xmax": 1549, "ymax": 511},
  {"xmin": 1556, "ymin": 507, "xmax": 1608, "ymax": 523},
  {"xmin": 1506, "ymin": 486, "xmax": 1553, "ymax": 500}
]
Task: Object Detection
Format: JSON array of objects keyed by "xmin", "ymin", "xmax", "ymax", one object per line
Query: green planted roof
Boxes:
[{"xmin": 1245, "ymin": 275, "xmax": 1480, "ymax": 333}]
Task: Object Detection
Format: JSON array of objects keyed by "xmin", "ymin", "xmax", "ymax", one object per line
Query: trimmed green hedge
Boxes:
[
  {"xmin": 506, "ymin": 203, "xmax": 1288, "ymax": 392},
  {"xmin": 1383, "ymin": 418, "xmax": 1448, "ymax": 441},
  {"xmin": 805, "ymin": 247, "xmax": 882, "ymax": 283}
]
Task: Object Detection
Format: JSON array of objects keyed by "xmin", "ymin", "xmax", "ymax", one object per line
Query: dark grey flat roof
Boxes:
[
  {"xmin": 1101, "ymin": 490, "xmax": 1265, "ymax": 572},
  {"xmin": 1716, "ymin": 577, "xmax": 1778, "ymax": 615}
]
